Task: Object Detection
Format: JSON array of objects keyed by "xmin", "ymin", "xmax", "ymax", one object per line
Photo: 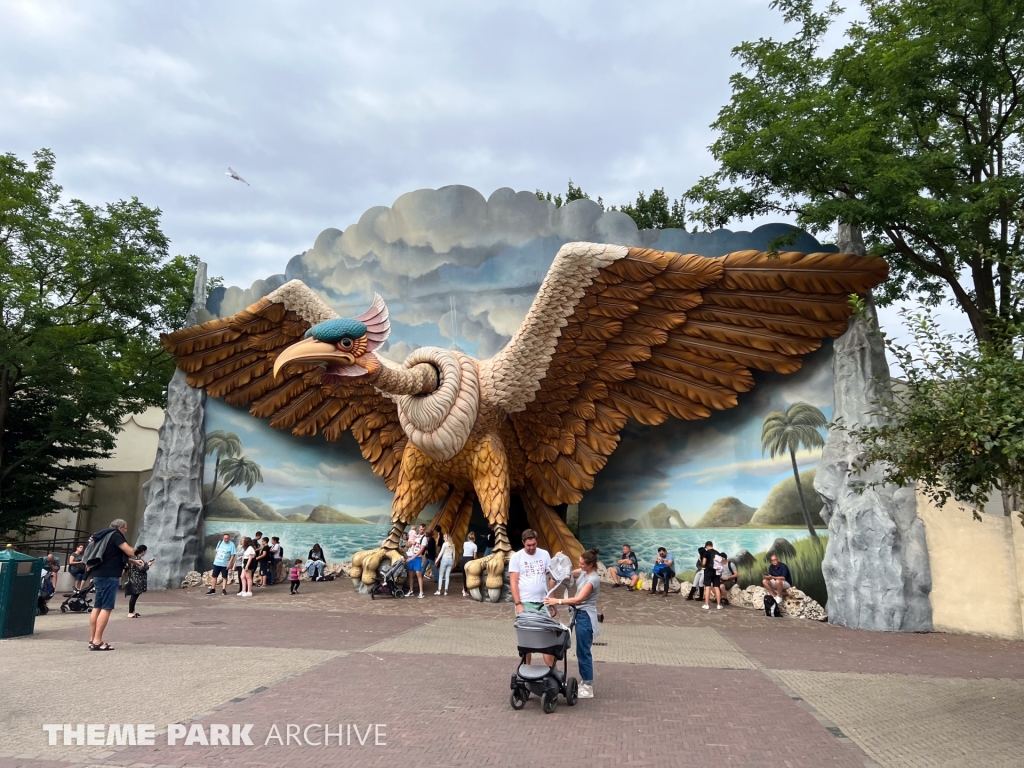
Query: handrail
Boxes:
[{"xmin": 2, "ymin": 526, "xmax": 94, "ymax": 569}]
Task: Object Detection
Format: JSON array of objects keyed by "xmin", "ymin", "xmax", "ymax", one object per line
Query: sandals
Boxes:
[{"xmin": 89, "ymin": 642, "xmax": 115, "ymax": 651}]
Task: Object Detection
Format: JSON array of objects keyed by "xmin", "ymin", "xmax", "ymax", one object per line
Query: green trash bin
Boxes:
[{"xmin": 0, "ymin": 545, "xmax": 44, "ymax": 638}]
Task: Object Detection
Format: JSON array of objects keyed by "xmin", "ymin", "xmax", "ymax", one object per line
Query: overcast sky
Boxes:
[{"xmin": 2, "ymin": 0, "xmax": 967, "ymax": 345}]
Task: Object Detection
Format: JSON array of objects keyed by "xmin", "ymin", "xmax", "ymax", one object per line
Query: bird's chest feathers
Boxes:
[{"xmin": 393, "ymin": 349, "xmax": 480, "ymax": 462}]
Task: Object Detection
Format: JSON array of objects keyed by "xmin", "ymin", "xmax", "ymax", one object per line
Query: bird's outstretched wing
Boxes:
[
  {"xmin": 163, "ymin": 281, "xmax": 407, "ymax": 490},
  {"xmin": 484, "ymin": 242, "xmax": 887, "ymax": 506}
]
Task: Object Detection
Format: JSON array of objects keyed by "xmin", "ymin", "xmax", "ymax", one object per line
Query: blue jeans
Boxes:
[
  {"xmin": 615, "ymin": 565, "xmax": 637, "ymax": 580},
  {"xmin": 575, "ymin": 610, "xmax": 594, "ymax": 684},
  {"xmin": 439, "ymin": 558, "xmax": 454, "ymax": 591}
]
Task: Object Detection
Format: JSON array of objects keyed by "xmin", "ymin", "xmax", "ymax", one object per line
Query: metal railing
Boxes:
[{"xmin": 3, "ymin": 526, "xmax": 92, "ymax": 569}]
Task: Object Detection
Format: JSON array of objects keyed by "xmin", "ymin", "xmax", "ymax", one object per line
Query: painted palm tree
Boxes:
[
  {"xmin": 204, "ymin": 430, "xmax": 242, "ymax": 503},
  {"xmin": 761, "ymin": 402, "xmax": 827, "ymax": 541},
  {"xmin": 207, "ymin": 455, "xmax": 264, "ymax": 504}
]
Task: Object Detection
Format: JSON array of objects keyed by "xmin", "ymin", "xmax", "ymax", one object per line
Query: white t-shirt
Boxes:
[
  {"xmin": 509, "ymin": 547, "xmax": 551, "ymax": 603},
  {"xmin": 242, "ymin": 546, "xmax": 255, "ymax": 567},
  {"xmin": 462, "ymin": 541, "xmax": 477, "ymax": 558}
]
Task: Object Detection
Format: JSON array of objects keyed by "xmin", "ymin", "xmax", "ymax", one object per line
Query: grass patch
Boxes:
[{"xmin": 735, "ymin": 536, "xmax": 828, "ymax": 607}]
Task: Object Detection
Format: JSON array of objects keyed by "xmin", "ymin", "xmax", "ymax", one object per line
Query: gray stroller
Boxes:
[{"xmin": 509, "ymin": 606, "xmax": 579, "ymax": 713}]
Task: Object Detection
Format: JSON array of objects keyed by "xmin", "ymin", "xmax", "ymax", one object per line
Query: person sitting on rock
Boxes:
[
  {"xmin": 762, "ymin": 554, "xmax": 792, "ymax": 605},
  {"xmin": 648, "ymin": 547, "xmax": 674, "ymax": 596},
  {"xmin": 718, "ymin": 552, "xmax": 738, "ymax": 604},
  {"xmin": 306, "ymin": 543, "xmax": 327, "ymax": 580},
  {"xmin": 613, "ymin": 544, "xmax": 640, "ymax": 589}
]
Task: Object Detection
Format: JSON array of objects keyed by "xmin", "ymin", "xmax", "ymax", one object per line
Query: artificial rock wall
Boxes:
[
  {"xmin": 814, "ymin": 224, "xmax": 933, "ymax": 631},
  {"xmin": 137, "ymin": 264, "xmax": 208, "ymax": 590}
]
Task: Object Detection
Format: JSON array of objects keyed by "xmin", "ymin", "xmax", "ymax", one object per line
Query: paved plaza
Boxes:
[{"xmin": 2, "ymin": 579, "xmax": 1023, "ymax": 768}]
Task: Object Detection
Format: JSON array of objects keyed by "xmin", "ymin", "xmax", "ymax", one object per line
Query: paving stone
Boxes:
[{"xmin": 775, "ymin": 670, "xmax": 1024, "ymax": 767}]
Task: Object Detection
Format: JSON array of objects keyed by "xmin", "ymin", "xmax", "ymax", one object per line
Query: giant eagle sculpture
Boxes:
[{"xmin": 163, "ymin": 243, "xmax": 886, "ymax": 599}]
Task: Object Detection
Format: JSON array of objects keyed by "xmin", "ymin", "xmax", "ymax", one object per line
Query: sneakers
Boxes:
[
  {"xmin": 405, "ymin": 590, "xmax": 414, "ymax": 597},
  {"xmin": 716, "ymin": 604, "xmax": 723, "ymax": 610},
  {"xmin": 205, "ymin": 588, "xmax": 216, "ymax": 595},
  {"xmin": 443, "ymin": 590, "xmax": 448, "ymax": 596},
  {"xmin": 434, "ymin": 590, "xmax": 441, "ymax": 595},
  {"xmin": 578, "ymin": 683, "xmax": 594, "ymax": 699},
  {"xmin": 774, "ymin": 595, "xmax": 782, "ymax": 604},
  {"xmin": 418, "ymin": 593, "xmax": 425, "ymax": 599},
  {"xmin": 222, "ymin": 589, "xmax": 227, "ymax": 596},
  {"xmin": 237, "ymin": 591, "xmax": 252, "ymax": 597},
  {"xmin": 702, "ymin": 604, "xmax": 710, "ymax": 610}
]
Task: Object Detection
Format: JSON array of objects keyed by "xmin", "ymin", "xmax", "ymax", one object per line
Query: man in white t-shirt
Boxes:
[{"xmin": 510, "ymin": 528, "xmax": 556, "ymax": 665}]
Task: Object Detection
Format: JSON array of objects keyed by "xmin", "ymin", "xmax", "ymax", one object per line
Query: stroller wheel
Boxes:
[
  {"xmin": 394, "ymin": 589, "xmax": 405, "ymax": 598},
  {"xmin": 541, "ymin": 691, "xmax": 559, "ymax": 714},
  {"xmin": 566, "ymin": 677, "xmax": 579, "ymax": 706},
  {"xmin": 509, "ymin": 689, "xmax": 527, "ymax": 710},
  {"xmin": 60, "ymin": 604, "xmax": 69, "ymax": 614}
]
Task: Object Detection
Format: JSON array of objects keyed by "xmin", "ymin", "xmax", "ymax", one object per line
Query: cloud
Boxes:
[{"xmin": 674, "ymin": 449, "xmax": 821, "ymax": 485}]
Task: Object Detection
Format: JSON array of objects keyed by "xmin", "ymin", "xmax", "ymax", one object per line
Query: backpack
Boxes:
[
  {"xmin": 83, "ymin": 528, "xmax": 116, "ymax": 570},
  {"xmin": 763, "ymin": 594, "xmax": 781, "ymax": 617}
]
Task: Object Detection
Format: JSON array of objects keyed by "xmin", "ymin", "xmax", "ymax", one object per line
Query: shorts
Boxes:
[
  {"xmin": 92, "ymin": 576, "xmax": 120, "ymax": 611},
  {"xmin": 407, "ymin": 556, "xmax": 422, "ymax": 572},
  {"xmin": 212, "ymin": 565, "xmax": 230, "ymax": 580},
  {"xmin": 767, "ymin": 579, "xmax": 792, "ymax": 590},
  {"xmin": 704, "ymin": 569, "xmax": 721, "ymax": 587},
  {"xmin": 615, "ymin": 565, "xmax": 637, "ymax": 579}
]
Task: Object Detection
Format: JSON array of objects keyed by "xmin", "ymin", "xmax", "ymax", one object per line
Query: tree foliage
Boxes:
[
  {"xmin": 536, "ymin": 180, "xmax": 687, "ymax": 229},
  {"xmin": 0, "ymin": 149, "xmax": 201, "ymax": 533},
  {"xmin": 850, "ymin": 310, "xmax": 1024, "ymax": 521},
  {"xmin": 685, "ymin": 0, "xmax": 1024, "ymax": 346}
]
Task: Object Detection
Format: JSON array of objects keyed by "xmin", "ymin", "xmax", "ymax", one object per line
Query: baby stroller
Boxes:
[
  {"xmin": 510, "ymin": 607, "xmax": 579, "ymax": 713},
  {"xmin": 60, "ymin": 582, "xmax": 94, "ymax": 613},
  {"xmin": 369, "ymin": 556, "xmax": 408, "ymax": 600},
  {"xmin": 508, "ymin": 552, "xmax": 579, "ymax": 714}
]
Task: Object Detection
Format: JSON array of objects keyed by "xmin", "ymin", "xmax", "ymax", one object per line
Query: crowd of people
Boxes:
[
  {"xmin": 612, "ymin": 540, "xmax": 791, "ymax": 609},
  {"xmin": 207, "ymin": 530, "xmax": 331, "ymax": 597},
  {"xmin": 397, "ymin": 524, "xmax": 488, "ymax": 598}
]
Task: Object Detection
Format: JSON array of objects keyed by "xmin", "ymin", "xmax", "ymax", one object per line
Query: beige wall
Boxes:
[
  {"xmin": 23, "ymin": 407, "xmax": 164, "ymax": 542},
  {"xmin": 918, "ymin": 488, "xmax": 1024, "ymax": 640}
]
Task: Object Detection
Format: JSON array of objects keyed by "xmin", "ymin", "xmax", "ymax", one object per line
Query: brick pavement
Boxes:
[{"xmin": 0, "ymin": 579, "xmax": 1020, "ymax": 767}]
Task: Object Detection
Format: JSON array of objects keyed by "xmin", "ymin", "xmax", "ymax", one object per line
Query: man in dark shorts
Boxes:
[
  {"xmin": 87, "ymin": 519, "xmax": 140, "ymax": 651},
  {"xmin": 701, "ymin": 540, "xmax": 723, "ymax": 611},
  {"xmin": 208, "ymin": 533, "xmax": 236, "ymax": 596}
]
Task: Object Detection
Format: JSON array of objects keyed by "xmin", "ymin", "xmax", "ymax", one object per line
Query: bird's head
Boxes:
[{"xmin": 273, "ymin": 294, "xmax": 390, "ymax": 382}]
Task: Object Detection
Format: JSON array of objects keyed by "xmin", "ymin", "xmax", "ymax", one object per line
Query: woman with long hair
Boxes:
[
  {"xmin": 239, "ymin": 537, "xmax": 256, "ymax": 597},
  {"xmin": 434, "ymin": 532, "xmax": 455, "ymax": 596},
  {"xmin": 124, "ymin": 545, "xmax": 154, "ymax": 618},
  {"xmin": 543, "ymin": 547, "xmax": 601, "ymax": 699},
  {"xmin": 307, "ymin": 543, "xmax": 327, "ymax": 580}
]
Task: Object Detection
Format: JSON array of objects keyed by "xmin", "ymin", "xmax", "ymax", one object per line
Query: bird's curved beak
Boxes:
[{"xmin": 273, "ymin": 337, "xmax": 355, "ymax": 379}]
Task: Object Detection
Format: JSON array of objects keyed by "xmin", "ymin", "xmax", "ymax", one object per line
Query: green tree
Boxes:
[
  {"xmin": 207, "ymin": 455, "xmax": 264, "ymax": 504},
  {"xmin": 204, "ymin": 430, "xmax": 243, "ymax": 503},
  {"xmin": 761, "ymin": 402, "xmax": 827, "ymax": 540},
  {"xmin": 0, "ymin": 149, "xmax": 201, "ymax": 533},
  {"xmin": 536, "ymin": 180, "xmax": 686, "ymax": 229},
  {"xmin": 850, "ymin": 308, "xmax": 1024, "ymax": 521},
  {"xmin": 685, "ymin": 0, "xmax": 1024, "ymax": 347}
]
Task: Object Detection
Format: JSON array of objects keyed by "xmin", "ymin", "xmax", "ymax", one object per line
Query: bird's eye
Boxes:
[{"xmin": 338, "ymin": 338, "xmax": 353, "ymax": 350}]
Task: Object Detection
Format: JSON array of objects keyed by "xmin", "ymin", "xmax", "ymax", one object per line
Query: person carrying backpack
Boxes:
[{"xmin": 84, "ymin": 519, "xmax": 143, "ymax": 651}]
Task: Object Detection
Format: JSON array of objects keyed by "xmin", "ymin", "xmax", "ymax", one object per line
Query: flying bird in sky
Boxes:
[{"xmin": 225, "ymin": 167, "xmax": 249, "ymax": 186}]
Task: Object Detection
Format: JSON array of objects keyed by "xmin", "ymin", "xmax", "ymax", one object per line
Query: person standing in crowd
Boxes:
[
  {"xmin": 256, "ymin": 536, "xmax": 274, "ymax": 586},
  {"xmin": 68, "ymin": 544, "xmax": 87, "ymax": 591},
  {"xmin": 702, "ymin": 540, "xmax": 723, "ymax": 611},
  {"xmin": 544, "ymin": 547, "xmax": 601, "ymax": 699},
  {"xmin": 460, "ymin": 532, "xmax": 478, "ymax": 597},
  {"xmin": 270, "ymin": 537, "xmax": 284, "ymax": 584},
  {"xmin": 239, "ymin": 537, "xmax": 256, "ymax": 597},
  {"xmin": 423, "ymin": 526, "xmax": 439, "ymax": 582},
  {"xmin": 405, "ymin": 524, "xmax": 427, "ymax": 598},
  {"xmin": 307, "ymin": 543, "xmax": 327, "ymax": 580},
  {"xmin": 87, "ymin": 519, "xmax": 141, "ymax": 651},
  {"xmin": 510, "ymin": 529, "xmax": 555, "ymax": 664},
  {"xmin": 435, "ymin": 532, "xmax": 455, "ymax": 596},
  {"xmin": 687, "ymin": 545, "xmax": 707, "ymax": 601},
  {"xmin": 208, "ymin": 533, "xmax": 236, "ymax": 596},
  {"xmin": 124, "ymin": 545, "xmax": 154, "ymax": 618},
  {"xmin": 289, "ymin": 558, "xmax": 303, "ymax": 594}
]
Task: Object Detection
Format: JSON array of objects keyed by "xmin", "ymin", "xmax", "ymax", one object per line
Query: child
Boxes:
[{"xmin": 289, "ymin": 558, "xmax": 303, "ymax": 594}]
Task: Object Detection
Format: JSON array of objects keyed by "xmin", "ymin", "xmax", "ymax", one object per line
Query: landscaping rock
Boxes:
[{"xmin": 180, "ymin": 571, "xmax": 204, "ymax": 588}]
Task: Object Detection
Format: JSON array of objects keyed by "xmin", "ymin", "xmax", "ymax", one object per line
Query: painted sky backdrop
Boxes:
[{"xmin": 201, "ymin": 185, "xmax": 835, "ymax": 526}]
